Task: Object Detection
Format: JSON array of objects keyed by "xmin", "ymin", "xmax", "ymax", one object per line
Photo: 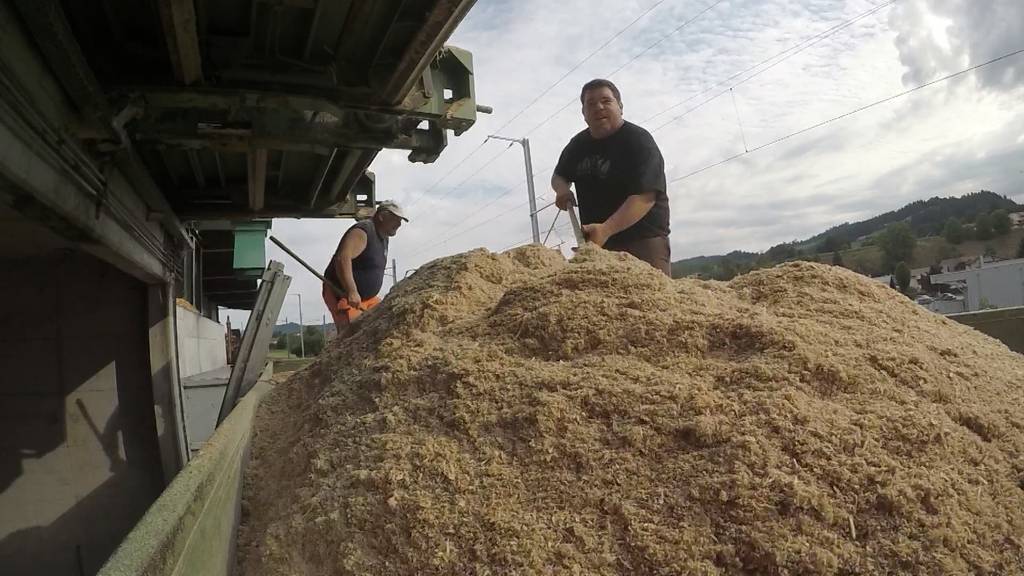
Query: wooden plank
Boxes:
[
  {"xmin": 158, "ymin": 0, "xmax": 203, "ymax": 85},
  {"xmin": 246, "ymin": 149, "xmax": 267, "ymax": 211}
]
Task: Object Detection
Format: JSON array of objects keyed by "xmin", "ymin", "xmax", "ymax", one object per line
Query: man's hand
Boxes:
[
  {"xmin": 551, "ymin": 174, "xmax": 574, "ymax": 210},
  {"xmin": 555, "ymin": 190, "xmax": 574, "ymax": 211},
  {"xmin": 346, "ymin": 289, "xmax": 362, "ymax": 309},
  {"xmin": 582, "ymin": 222, "xmax": 611, "ymax": 247}
]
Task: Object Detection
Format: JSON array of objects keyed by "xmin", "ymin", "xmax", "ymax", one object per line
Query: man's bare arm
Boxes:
[
  {"xmin": 582, "ymin": 192, "xmax": 656, "ymax": 247},
  {"xmin": 335, "ymin": 228, "xmax": 367, "ymax": 304}
]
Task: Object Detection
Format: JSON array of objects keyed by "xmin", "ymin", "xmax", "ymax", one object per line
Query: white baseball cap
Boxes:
[{"xmin": 376, "ymin": 200, "xmax": 408, "ymax": 222}]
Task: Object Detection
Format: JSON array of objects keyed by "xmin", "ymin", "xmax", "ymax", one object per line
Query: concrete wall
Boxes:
[
  {"xmin": 175, "ymin": 304, "xmax": 226, "ymax": 380},
  {"xmin": 949, "ymin": 307, "xmax": 1024, "ymax": 355},
  {"xmin": 0, "ymin": 252, "xmax": 164, "ymax": 576}
]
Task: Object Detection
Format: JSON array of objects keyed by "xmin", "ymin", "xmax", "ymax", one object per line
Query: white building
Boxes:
[{"xmin": 931, "ymin": 258, "xmax": 1024, "ymax": 312}]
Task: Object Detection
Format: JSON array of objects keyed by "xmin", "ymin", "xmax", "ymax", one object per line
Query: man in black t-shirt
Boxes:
[{"xmin": 552, "ymin": 79, "xmax": 671, "ymax": 275}]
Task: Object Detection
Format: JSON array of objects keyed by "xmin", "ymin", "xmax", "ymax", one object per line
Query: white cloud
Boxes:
[{"xmin": 228, "ymin": 0, "xmax": 1024, "ymax": 328}]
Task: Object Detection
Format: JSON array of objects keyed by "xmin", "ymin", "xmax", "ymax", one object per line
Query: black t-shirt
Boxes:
[
  {"xmin": 554, "ymin": 121, "xmax": 669, "ymax": 243},
  {"xmin": 324, "ymin": 220, "xmax": 389, "ymax": 299}
]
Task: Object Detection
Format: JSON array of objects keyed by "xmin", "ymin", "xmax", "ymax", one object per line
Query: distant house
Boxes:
[
  {"xmin": 909, "ymin": 267, "xmax": 930, "ymax": 290},
  {"xmin": 930, "ymin": 257, "xmax": 1024, "ymax": 312},
  {"xmin": 938, "ymin": 255, "xmax": 982, "ymax": 273},
  {"xmin": 872, "ymin": 274, "xmax": 894, "ymax": 287}
]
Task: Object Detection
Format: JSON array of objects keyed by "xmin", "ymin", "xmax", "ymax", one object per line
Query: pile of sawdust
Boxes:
[{"xmin": 238, "ymin": 245, "xmax": 1024, "ymax": 575}]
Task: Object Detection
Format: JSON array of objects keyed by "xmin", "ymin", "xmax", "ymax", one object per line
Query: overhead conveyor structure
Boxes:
[{"xmin": 0, "ymin": 1, "xmax": 485, "ymax": 574}]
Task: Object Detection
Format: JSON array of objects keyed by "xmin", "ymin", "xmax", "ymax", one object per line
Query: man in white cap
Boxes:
[{"xmin": 322, "ymin": 200, "xmax": 408, "ymax": 329}]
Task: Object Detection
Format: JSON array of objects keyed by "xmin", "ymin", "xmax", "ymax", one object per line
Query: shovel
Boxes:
[{"xmin": 567, "ymin": 195, "xmax": 586, "ymax": 249}]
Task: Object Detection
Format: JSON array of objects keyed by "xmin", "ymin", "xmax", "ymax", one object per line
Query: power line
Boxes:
[
  {"xmin": 459, "ymin": 164, "xmax": 555, "ymax": 225},
  {"xmin": 405, "ymin": 137, "xmax": 494, "ymax": 208},
  {"xmin": 522, "ymin": 0, "xmax": 728, "ymax": 137},
  {"xmin": 411, "ymin": 0, "xmax": 727, "ymax": 228},
  {"xmin": 406, "ymin": 165, "xmax": 558, "ymax": 259},
  {"xmin": 645, "ymin": 0, "xmax": 897, "ymax": 131},
  {"xmin": 503, "ymin": 222, "xmax": 574, "ymax": 252},
  {"xmin": 409, "ymin": 194, "xmax": 558, "ymax": 260},
  {"xmin": 495, "ymin": 0, "xmax": 669, "ymax": 134},
  {"xmin": 404, "ymin": 0, "xmax": 669, "ymax": 208},
  {"xmin": 668, "ymin": 47, "xmax": 1024, "ymax": 184},
  {"xmin": 412, "ymin": 140, "xmax": 516, "ymax": 209}
]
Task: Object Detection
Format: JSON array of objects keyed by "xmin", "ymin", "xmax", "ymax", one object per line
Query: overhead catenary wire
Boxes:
[
  {"xmin": 667, "ymin": 47, "xmax": 1024, "ymax": 184},
  {"xmin": 502, "ymin": 222, "xmax": 574, "ymax": 252},
  {"xmin": 408, "ymin": 196, "xmax": 559, "ymax": 259},
  {"xmin": 521, "ymin": 0, "xmax": 728, "ymax": 137},
  {"xmin": 412, "ymin": 140, "xmax": 516, "ymax": 209},
  {"xmin": 543, "ymin": 210, "xmax": 561, "ymax": 244},
  {"xmin": 410, "ymin": 0, "xmax": 728, "ymax": 231},
  {"xmin": 645, "ymin": 0, "xmax": 898, "ymax": 131},
  {"xmin": 492, "ymin": 0, "xmax": 669, "ymax": 134},
  {"xmin": 729, "ymin": 88, "xmax": 749, "ymax": 153},
  {"xmin": 407, "ymin": 0, "xmax": 911, "ymax": 265},
  {"xmin": 404, "ymin": 137, "xmax": 493, "ymax": 208},
  {"xmin": 404, "ymin": 0, "xmax": 670, "ymax": 208}
]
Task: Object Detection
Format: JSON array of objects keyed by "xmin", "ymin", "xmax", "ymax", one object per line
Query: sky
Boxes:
[{"xmin": 221, "ymin": 0, "xmax": 1024, "ymax": 329}]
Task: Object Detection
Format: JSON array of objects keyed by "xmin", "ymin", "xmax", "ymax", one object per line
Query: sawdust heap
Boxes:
[{"xmin": 238, "ymin": 245, "xmax": 1024, "ymax": 575}]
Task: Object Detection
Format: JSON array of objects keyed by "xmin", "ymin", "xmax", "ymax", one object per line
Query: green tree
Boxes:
[
  {"xmin": 984, "ymin": 244, "xmax": 997, "ymax": 259},
  {"xmin": 974, "ymin": 212, "xmax": 994, "ymax": 241},
  {"xmin": 831, "ymin": 250, "xmax": 844, "ymax": 267},
  {"xmin": 766, "ymin": 243, "xmax": 797, "ymax": 262},
  {"xmin": 289, "ymin": 326, "xmax": 327, "ymax": 356},
  {"xmin": 275, "ymin": 334, "xmax": 289, "ymax": 350},
  {"xmin": 894, "ymin": 262, "xmax": 911, "ymax": 294},
  {"xmin": 713, "ymin": 258, "xmax": 739, "ymax": 281},
  {"xmin": 991, "ymin": 209, "xmax": 1011, "ymax": 236},
  {"xmin": 942, "ymin": 217, "xmax": 964, "ymax": 244},
  {"xmin": 1018, "ymin": 237, "xmax": 1024, "ymax": 259},
  {"xmin": 820, "ymin": 235, "xmax": 849, "ymax": 254},
  {"xmin": 877, "ymin": 222, "xmax": 916, "ymax": 272}
]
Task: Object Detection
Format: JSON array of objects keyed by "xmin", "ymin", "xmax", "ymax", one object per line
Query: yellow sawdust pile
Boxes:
[{"xmin": 238, "ymin": 245, "xmax": 1024, "ymax": 575}]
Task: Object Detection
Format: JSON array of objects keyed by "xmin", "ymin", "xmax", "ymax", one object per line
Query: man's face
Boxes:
[
  {"xmin": 582, "ymin": 87, "xmax": 623, "ymax": 138},
  {"xmin": 379, "ymin": 211, "xmax": 403, "ymax": 237}
]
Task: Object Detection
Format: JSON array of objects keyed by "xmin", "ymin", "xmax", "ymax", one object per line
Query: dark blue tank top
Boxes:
[{"xmin": 324, "ymin": 220, "xmax": 389, "ymax": 298}]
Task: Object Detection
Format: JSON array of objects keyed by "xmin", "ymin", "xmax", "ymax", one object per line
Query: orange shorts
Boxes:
[{"xmin": 322, "ymin": 284, "xmax": 380, "ymax": 329}]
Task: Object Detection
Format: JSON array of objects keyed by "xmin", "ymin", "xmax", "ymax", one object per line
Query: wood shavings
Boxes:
[{"xmin": 238, "ymin": 245, "xmax": 1024, "ymax": 575}]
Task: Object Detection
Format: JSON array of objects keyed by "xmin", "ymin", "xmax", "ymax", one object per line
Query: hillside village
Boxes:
[{"xmin": 672, "ymin": 191, "xmax": 1024, "ymax": 315}]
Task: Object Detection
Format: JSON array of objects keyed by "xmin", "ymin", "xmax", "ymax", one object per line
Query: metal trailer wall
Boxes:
[
  {"xmin": 949, "ymin": 306, "xmax": 1024, "ymax": 355},
  {"xmin": 97, "ymin": 381, "xmax": 272, "ymax": 576}
]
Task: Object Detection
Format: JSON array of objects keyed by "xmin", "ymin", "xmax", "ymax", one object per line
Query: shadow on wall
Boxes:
[{"xmin": 0, "ymin": 252, "xmax": 164, "ymax": 575}]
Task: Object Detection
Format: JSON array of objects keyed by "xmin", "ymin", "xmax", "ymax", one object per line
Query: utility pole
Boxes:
[
  {"xmin": 391, "ymin": 258, "xmax": 398, "ymax": 285},
  {"xmin": 488, "ymin": 135, "xmax": 540, "ymax": 244},
  {"xmin": 290, "ymin": 294, "xmax": 305, "ymax": 358}
]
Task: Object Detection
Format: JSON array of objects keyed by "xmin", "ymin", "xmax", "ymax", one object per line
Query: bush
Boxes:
[
  {"xmin": 991, "ymin": 209, "xmax": 1011, "ymax": 236},
  {"xmin": 894, "ymin": 262, "xmax": 911, "ymax": 294},
  {"xmin": 878, "ymin": 223, "xmax": 916, "ymax": 273},
  {"xmin": 974, "ymin": 213, "xmax": 993, "ymax": 241},
  {"xmin": 942, "ymin": 218, "xmax": 964, "ymax": 244},
  {"xmin": 289, "ymin": 326, "xmax": 327, "ymax": 356}
]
